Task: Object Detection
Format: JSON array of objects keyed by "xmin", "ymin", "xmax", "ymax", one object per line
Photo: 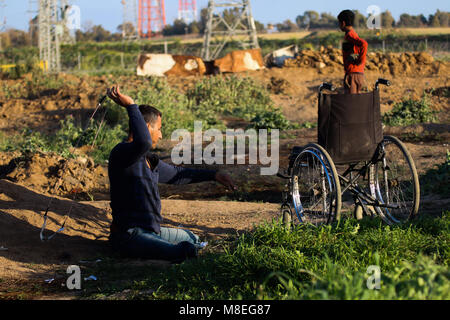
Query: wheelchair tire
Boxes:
[
  {"xmin": 290, "ymin": 143, "xmax": 342, "ymax": 225},
  {"xmin": 373, "ymin": 135, "xmax": 420, "ymax": 224}
]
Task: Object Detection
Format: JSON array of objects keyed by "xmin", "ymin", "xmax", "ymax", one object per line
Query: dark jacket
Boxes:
[{"xmin": 108, "ymin": 104, "xmax": 217, "ymax": 234}]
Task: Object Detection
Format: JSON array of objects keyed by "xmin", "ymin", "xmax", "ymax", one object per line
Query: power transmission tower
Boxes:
[
  {"xmin": 201, "ymin": 0, "xmax": 259, "ymax": 61},
  {"xmin": 39, "ymin": 0, "xmax": 61, "ymax": 72},
  {"xmin": 122, "ymin": 0, "xmax": 139, "ymax": 41},
  {"xmin": 0, "ymin": 0, "xmax": 5, "ymax": 51},
  {"xmin": 178, "ymin": 0, "xmax": 197, "ymax": 24},
  {"xmin": 138, "ymin": 0, "xmax": 166, "ymax": 39}
]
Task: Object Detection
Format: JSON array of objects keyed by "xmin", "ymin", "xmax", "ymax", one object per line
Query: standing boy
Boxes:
[{"xmin": 338, "ymin": 10, "xmax": 368, "ymax": 94}]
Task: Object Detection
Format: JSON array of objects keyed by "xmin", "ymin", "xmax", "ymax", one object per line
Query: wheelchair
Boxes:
[{"xmin": 278, "ymin": 79, "xmax": 420, "ymax": 226}]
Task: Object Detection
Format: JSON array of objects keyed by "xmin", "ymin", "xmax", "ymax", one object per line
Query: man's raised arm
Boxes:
[{"xmin": 107, "ymin": 86, "xmax": 152, "ymax": 167}]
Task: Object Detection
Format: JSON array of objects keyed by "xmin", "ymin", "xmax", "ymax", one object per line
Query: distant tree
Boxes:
[
  {"xmin": 352, "ymin": 10, "xmax": 367, "ymax": 29},
  {"xmin": 75, "ymin": 24, "xmax": 116, "ymax": 42},
  {"xmin": 189, "ymin": 21, "xmax": 201, "ymax": 34},
  {"xmin": 162, "ymin": 19, "xmax": 188, "ymax": 36},
  {"xmin": 316, "ymin": 12, "xmax": 338, "ymax": 29},
  {"xmin": 397, "ymin": 13, "xmax": 427, "ymax": 27},
  {"xmin": 254, "ymin": 20, "xmax": 266, "ymax": 32},
  {"xmin": 381, "ymin": 10, "xmax": 395, "ymax": 28},
  {"xmin": 296, "ymin": 10, "xmax": 319, "ymax": 29},
  {"xmin": 440, "ymin": 12, "xmax": 450, "ymax": 27},
  {"xmin": 117, "ymin": 22, "xmax": 137, "ymax": 37},
  {"xmin": 397, "ymin": 14, "xmax": 412, "ymax": 27},
  {"xmin": 276, "ymin": 19, "xmax": 300, "ymax": 32},
  {"xmin": 429, "ymin": 10, "xmax": 449, "ymax": 27},
  {"xmin": 3, "ymin": 28, "xmax": 31, "ymax": 47},
  {"xmin": 89, "ymin": 25, "xmax": 112, "ymax": 42}
]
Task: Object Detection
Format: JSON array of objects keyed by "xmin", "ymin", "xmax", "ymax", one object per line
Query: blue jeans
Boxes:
[{"xmin": 110, "ymin": 227, "xmax": 201, "ymax": 263}]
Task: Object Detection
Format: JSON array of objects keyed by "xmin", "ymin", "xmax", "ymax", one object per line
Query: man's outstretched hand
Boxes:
[
  {"xmin": 107, "ymin": 85, "xmax": 135, "ymax": 108},
  {"xmin": 215, "ymin": 171, "xmax": 237, "ymax": 191}
]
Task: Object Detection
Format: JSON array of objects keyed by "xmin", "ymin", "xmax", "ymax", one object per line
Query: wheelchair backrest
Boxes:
[{"xmin": 318, "ymin": 90, "xmax": 383, "ymax": 164}]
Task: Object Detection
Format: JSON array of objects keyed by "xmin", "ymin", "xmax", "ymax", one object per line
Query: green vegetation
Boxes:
[
  {"xmin": 186, "ymin": 76, "xmax": 293, "ymax": 130},
  {"xmin": 81, "ymin": 213, "xmax": 449, "ymax": 300},
  {"xmin": 111, "ymin": 75, "xmax": 294, "ymax": 136},
  {"xmin": 421, "ymin": 150, "xmax": 450, "ymax": 197},
  {"xmin": 382, "ymin": 94, "xmax": 438, "ymax": 126},
  {"xmin": 0, "ymin": 75, "xmax": 294, "ymax": 163},
  {"xmin": 0, "ymin": 116, "xmax": 127, "ymax": 164}
]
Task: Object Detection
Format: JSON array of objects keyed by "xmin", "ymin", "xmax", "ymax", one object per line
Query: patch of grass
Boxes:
[
  {"xmin": 186, "ymin": 76, "xmax": 294, "ymax": 130},
  {"xmin": 299, "ymin": 121, "xmax": 317, "ymax": 129},
  {"xmin": 1, "ymin": 73, "xmax": 66, "ymax": 99},
  {"xmin": 382, "ymin": 94, "xmax": 438, "ymax": 126},
  {"xmin": 80, "ymin": 213, "xmax": 449, "ymax": 300},
  {"xmin": 0, "ymin": 115, "xmax": 127, "ymax": 164},
  {"xmin": 420, "ymin": 150, "xmax": 450, "ymax": 197}
]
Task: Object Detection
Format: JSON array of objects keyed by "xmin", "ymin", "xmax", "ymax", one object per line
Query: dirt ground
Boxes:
[{"xmin": 0, "ymin": 56, "xmax": 449, "ymax": 298}]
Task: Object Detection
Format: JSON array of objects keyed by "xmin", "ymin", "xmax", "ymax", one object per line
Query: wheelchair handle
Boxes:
[
  {"xmin": 319, "ymin": 83, "xmax": 336, "ymax": 93},
  {"xmin": 375, "ymin": 78, "xmax": 391, "ymax": 90}
]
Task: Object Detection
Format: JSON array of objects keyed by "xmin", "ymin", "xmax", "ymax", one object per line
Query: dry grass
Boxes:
[
  {"xmin": 157, "ymin": 27, "xmax": 450, "ymax": 45},
  {"xmin": 401, "ymin": 27, "xmax": 450, "ymax": 35}
]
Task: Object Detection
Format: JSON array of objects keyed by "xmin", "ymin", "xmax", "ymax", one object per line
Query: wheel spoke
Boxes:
[{"xmin": 374, "ymin": 136, "xmax": 420, "ymax": 223}]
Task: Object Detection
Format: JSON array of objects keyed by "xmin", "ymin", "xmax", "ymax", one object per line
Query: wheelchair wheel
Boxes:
[
  {"xmin": 290, "ymin": 143, "xmax": 341, "ymax": 225},
  {"xmin": 374, "ymin": 136, "xmax": 420, "ymax": 224}
]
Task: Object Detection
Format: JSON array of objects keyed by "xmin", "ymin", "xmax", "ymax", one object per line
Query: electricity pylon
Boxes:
[
  {"xmin": 121, "ymin": 0, "xmax": 139, "ymax": 40},
  {"xmin": 0, "ymin": 0, "xmax": 5, "ymax": 51},
  {"xmin": 201, "ymin": 0, "xmax": 259, "ymax": 61},
  {"xmin": 39, "ymin": 0, "xmax": 61, "ymax": 72},
  {"xmin": 178, "ymin": 0, "xmax": 197, "ymax": 24},
  {"xmin": 138, "ymin": 0, "xmax": 166, "ymax": 38}
]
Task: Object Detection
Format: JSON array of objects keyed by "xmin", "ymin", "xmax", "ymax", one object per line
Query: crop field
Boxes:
[{"xmin": 0, "ymin": 29, "xmax": 449, "ymax": 300}]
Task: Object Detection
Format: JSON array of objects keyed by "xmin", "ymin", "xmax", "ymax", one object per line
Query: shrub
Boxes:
[
  {"xmin": 127, "ymin": 77, "xmax": 196, "ymax": 138},
  {"xmin": 0, "ymin": 116, "xmax": 127, "ymax": 164},
  {"xmin": 186, "ymin": 76, "xmax": 293, "ymax": 130},
  {"xmin": 382, "ymin": 94, "xmax": 437, "ymax": 126}
]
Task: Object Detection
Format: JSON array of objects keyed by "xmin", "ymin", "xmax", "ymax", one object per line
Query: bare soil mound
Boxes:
[
  {"xmin": 0, "ymin": 151, "xmax": 108, "ymax": 199},
  {"xmin": 284, "ymin": 47, "xmax": 449, "ymax": 77}
]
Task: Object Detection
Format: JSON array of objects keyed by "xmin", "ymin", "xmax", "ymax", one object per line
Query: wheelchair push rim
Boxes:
[
  {"xmin": 290, "ymin": 143, "xmax": 342, "ymax": 226},
  {"xmin": 373, "ymin": 135, "xmax": 420, "ymax": 224}
]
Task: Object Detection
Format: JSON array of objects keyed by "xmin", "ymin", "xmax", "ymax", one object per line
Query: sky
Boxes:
[{"xmin": 1, "ymin": 0, "xmax": 449, "ymax": 32}]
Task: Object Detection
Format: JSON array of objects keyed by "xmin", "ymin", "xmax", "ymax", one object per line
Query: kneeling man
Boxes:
[{"xmin": 107, "ymin": 86, "xmax": 236, "ymax": 263}]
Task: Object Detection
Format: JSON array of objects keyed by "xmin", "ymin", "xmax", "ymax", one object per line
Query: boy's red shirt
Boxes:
[{"xmin": 342, "ymin": 29, "xmax": 368, "ymax": 74}]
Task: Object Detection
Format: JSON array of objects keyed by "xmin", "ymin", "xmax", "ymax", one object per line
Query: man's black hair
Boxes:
[
  {"xmin": 139, "ymin": 105, "xmax": 162, "ymax": 125},
  {"xmin": 338, "ymin": 10, "xmax": 355, "ymax": 26}
]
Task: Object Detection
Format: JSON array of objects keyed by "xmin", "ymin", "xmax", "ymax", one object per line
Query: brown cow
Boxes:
[
  {"xmin": 137, "ymin": 54, "xmax": 207, "ymax": 77},
  {"xmin": 213, "ymin": 48, "xmax": 265, "ymax": 73}
]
